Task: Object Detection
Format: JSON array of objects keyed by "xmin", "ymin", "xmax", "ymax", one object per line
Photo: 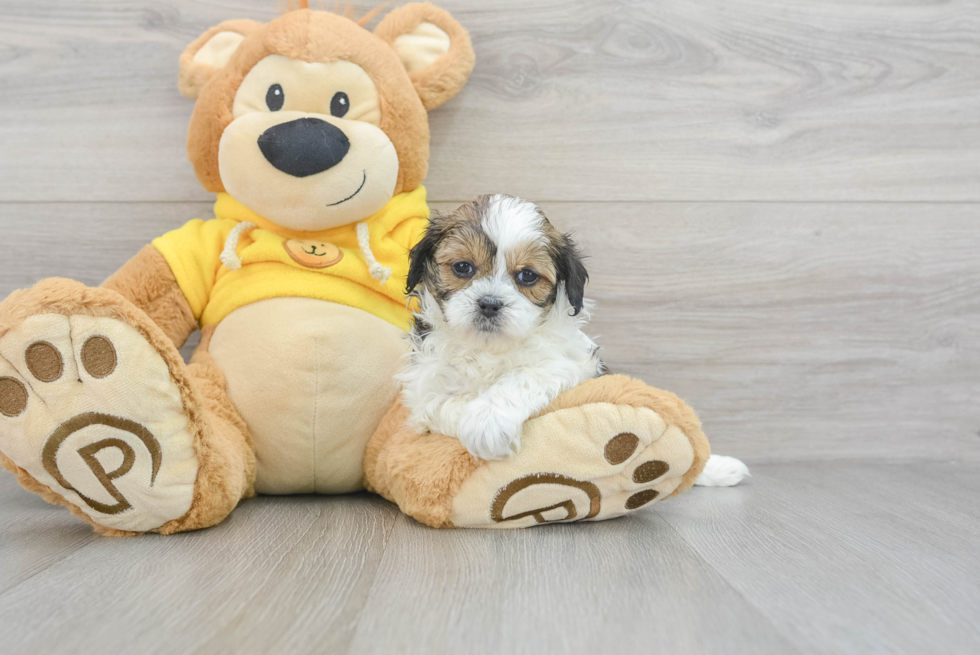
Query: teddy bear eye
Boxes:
[
  {"xmin": 266, "ymin": 84, "xmax": 284, "ymax": 111},
  {"xmin": 330, "ymin": 91, "xmax": 350, "ymax": 118}
]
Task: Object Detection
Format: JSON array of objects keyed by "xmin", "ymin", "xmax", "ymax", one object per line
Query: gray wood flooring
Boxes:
[
  {"xmin": 1, "ymin": 1, "xmax": 978, "ymax": 653},
  {"xmin": 2, "ymin": 463, "xmax": 977, "ymax": 655}
]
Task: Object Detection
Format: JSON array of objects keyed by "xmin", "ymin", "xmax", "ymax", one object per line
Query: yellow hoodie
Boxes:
[{"xmin": 152, "ymin": 187, "xmax": 429, "ymax": 330}]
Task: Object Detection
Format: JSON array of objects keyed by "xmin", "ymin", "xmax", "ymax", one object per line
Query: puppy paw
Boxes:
[{"xmin": 456, "ymin": 396, "xmax": 523, "ymax": 461}]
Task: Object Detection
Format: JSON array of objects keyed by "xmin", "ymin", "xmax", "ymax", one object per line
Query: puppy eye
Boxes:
[
  {"xmin": 330, "ymin": 92, "xmax": 350, "ymax": 118},
  {"xmin": 266, "ymin": 84, "xmax": 284, "ymax": 111},
  {"xmin": 452, "ymin": 261, "xmax": 475, "ymax": 278},
  {"xmin": 515, "ymin": 268, "xmax": 539, "ymax": 286}
]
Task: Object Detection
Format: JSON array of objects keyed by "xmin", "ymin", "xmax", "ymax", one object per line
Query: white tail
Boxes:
[{"xmin": 695, "ymin": 454, "xmax": 749, "ymax": 487}]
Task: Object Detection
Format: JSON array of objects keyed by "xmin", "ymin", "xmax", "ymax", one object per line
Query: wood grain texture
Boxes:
[
  {"xmin": 0, "ymin": 490, "xmax": 400, "ymax": 655},
  {"xmin": 1, "ymin": 1, "xmax": 979, "ymax": 653},
  {"xmin": 0, "ymin": 201, "xmax": 211, "ymax": 360},
  {"xmin": 2, "ymin": 201, "xmax": 979, "ymax": 462},
  {"xmin": 348, "ymin": 512, "xmax": 800, "ymax": 655},
  {"xmin": 0, "ymin": 202, "xmax": 212, "ymax": 291},
  {"xmin": 519, "ymin": 201, "xmax": 980, "ymax": 462},
  {"xmin": 0, "ymin": 0, "xmax": 978, "ymax": 203},
  {"xmin": 2, "ymin": 463, "xmax": 978, "ymax": 654},
  {"xmin": 0, "ymin": 474, "xmax": 100, "ymax": 596},
  {"xmin": 656, "ymin": 461, "xmax": 980, "ymax": 655}
]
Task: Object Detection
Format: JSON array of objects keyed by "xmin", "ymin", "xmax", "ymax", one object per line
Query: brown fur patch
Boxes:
[
  {"xmin": 184, "ymin": 5, "xmax": 474, "ymax": 198},
  {"xmin": 186, "ymin": 10, "xmax": 431, "ymax": 196},
  {"xmin": 374, "ymin": 3, "xmax": 475, "ymax": 111},
  {"xmin": 433, "ymin": 223, "xmax": 495, "ymax": 295},
  {"xmin": 412, "ymin": 196, "xmax": 575, "ymax": 319},
  {"xmin": 362, "ymin": 398, "xmax": 480, "ymax": 528},
  {"xmin": 101, "ymin": 245, "xmax": 198, "ymax": 349},
  {"xmin": 409, "ymin": 202, "xmax": 494, "ymax": 305},
  {"xmin": 506, "ymin": 238, "xmax": 558, "ymax": 307},
  {"xmin": 178, "ymin": 19, "xmax": 265, "ymax": 100}
]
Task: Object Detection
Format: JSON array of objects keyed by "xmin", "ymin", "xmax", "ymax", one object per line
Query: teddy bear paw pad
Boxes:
[
  {"xmin": 0, "ymin": 314, "xmax": 198, "ymax": 532},
  {"xmin": 450, "ymin": 403, "xmax": 696, "ymax": 528}
]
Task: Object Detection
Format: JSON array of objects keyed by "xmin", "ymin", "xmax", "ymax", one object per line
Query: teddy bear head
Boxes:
[{"xmin": 177, "ymin": 2, "xmax": 474, "ymax": 231}]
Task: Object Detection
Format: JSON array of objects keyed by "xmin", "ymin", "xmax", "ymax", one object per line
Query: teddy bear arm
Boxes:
[{"xmin": 101, "ymin": 244, "xmax": 198, "ymax": 349}]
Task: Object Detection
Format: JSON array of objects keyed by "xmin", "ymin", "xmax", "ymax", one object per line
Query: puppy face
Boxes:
[{"xmin": 407, "ymin": 195, "xmax": 588, "ymax": 340}]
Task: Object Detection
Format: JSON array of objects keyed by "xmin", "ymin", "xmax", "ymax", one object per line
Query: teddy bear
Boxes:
[{"xmin": 0, "ymin": 2, "xmax": 709, "ymax": 535}]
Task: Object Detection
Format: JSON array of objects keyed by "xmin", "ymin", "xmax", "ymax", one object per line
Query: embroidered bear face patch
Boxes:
[{"xmin": 283, "ymin": 239, "xmax": 344, "ymax": 269}]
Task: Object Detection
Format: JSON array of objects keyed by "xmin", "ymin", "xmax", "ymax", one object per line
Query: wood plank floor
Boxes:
[
  {"xmin": 0, "ymin": 0, "xmax": 978, "ymax": 653},
  {"xmin": 1, "ymin": 462, "xmax": 978, "ymax": 655}
]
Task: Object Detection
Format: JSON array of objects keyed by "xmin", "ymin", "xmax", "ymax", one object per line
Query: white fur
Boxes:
[
  {"xmin": 480, "ymin": 194, "xmax": 546, "ymax": 258},
  {"xmin": 398, "ymin": 196, "xmax": 602, "ymax": 460},
  {"xmin": 399, "ymin": 290, "xmax": 601, "ymax": 460},
  {"xmin": 441, "ymin": 274, "xmax": 539, "ymax": 339},
  {"xmin": 439, "ymin": 196, "xmax": 549, "ymax": 340},
  {"xmin": 694, "ymin": 454, "xmax": 750, "ymax": 487},
  {"xmin": 401, "ymin": 194, "xmax": 752, "ymax": 475}
]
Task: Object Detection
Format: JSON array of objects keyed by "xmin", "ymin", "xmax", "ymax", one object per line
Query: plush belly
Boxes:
[{"xmin": 208, "ymin": 298, "xmax": 407, "ymax": 494}]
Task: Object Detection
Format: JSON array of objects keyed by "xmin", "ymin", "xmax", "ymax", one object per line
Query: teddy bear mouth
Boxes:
[{"xmin": 326, "ymin": 170, "xmax": 367, "ymax": 207}]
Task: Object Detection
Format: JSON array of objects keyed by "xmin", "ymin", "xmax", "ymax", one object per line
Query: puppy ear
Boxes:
[
  {"xmin": 178, "ymin": 19, "xmax": 263, "ymax": 99},
  {"xmin": 374, "ymin": 3, "xmax": 475, "ymax": 110},
  {"xmin": 406, "ymin": 215, "xmax": 444, "ymax": 295},
  {"xmin": 555, "ymin": 233, "xmax": 589, "ymax": 316}
]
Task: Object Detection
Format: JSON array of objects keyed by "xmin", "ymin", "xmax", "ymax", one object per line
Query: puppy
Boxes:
[{"xmin": 398, "ymin": 194, "xmax": 604, "ymax": 460}]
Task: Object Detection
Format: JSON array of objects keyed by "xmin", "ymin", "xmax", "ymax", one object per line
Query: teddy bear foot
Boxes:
[
  {"xmin": 364, "ymin": 375, "xmax": 710, "ymax": 529},
  {"xmin": 450, "ymin": 399, "xmax": 699, "ymax": 528},
  {"xmin": 0, "ymin": 287, "xmax": 202, "ymax": 534}
]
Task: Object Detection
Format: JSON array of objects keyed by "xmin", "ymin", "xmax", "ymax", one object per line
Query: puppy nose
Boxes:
[
  {"xmin": 257, "ymin": 117, "xmax": 350, "ymax": 178},
  {"xmin": 478, "ymin": 297, "xmax": 503, "ymax": 318}
]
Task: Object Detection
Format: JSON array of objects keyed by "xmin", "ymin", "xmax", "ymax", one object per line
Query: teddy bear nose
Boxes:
[{"xmin": 257, "ymin": 117, "xmax": 350, "ymax": 178}]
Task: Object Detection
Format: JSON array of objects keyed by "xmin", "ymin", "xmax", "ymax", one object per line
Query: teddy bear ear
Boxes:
[
  {"xmin": 374, "ymin": 3, "xmax": 475, "ymax": 110},
  {"xmin": 178, "ymin": 19, "xmax": 264, "ymax": 99}
]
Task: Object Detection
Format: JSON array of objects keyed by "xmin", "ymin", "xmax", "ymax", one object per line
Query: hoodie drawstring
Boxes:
[
  {"xmin": 219, "ymin": 221, "xmax": 257, "ymax": 271},
  {"xmin": 356, "ymin": 222, "xmax": 391, "ymax": 285}
]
